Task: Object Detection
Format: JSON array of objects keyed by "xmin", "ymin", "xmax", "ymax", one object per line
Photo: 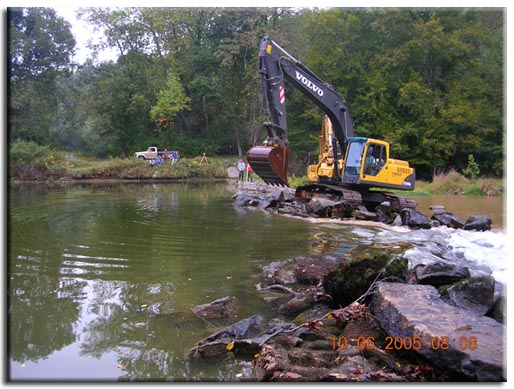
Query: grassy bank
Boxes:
[
  {"xmin": 288, "ymin": 170, "xmax": 503, "ymax": 197},
  {"xmin": 410, "ymin": 170, "xmax": 503, "ymax": 196},
  {"xmin": 8, "ymin": 142, "xmax": 503, "ymax": 196},
  {"xmin": 8, "ymin": 141, "xmax": 237, "ymax": 182},
  {"xmin": 64, "ymin": 155, "xmax": 233, "ymax": 180}
]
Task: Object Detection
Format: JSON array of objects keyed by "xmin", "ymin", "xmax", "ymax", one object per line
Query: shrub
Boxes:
[{"xmin": 462, "ymin": 154, "xmax": 480, "ymax": 180}]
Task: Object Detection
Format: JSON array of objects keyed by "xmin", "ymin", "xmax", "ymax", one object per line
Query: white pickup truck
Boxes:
[{"xmin": 134, "ymin": 147, "xmax": 177, "ymax": 160}]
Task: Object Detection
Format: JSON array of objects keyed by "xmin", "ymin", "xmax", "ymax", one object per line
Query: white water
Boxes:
[
  {"xmin": 307, "ymin": 217, "xmax": 507, "ymax": 290},
  {"xmin": 375, "ymin": 226, "xmax": 507, "ymax": 287}
]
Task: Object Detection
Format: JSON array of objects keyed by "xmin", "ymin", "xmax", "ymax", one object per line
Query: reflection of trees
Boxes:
[
  {"xmin": 77, "ymin": 278, "xmax": 216, "ymax": 380},
  {"xmin": 9, "ymin": 181, "xmax": 284, "ymax": 379},
  {"xmin": 8, "ymin": 274, "xmax": 84, "ymax": 362}
]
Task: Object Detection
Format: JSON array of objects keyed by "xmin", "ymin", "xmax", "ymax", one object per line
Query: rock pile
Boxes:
[
  {"xmin": 232, "ymin": 183, "xmax": 493, "ymax": 231},
  {"xmin": 187, "ymin": 251, "xmax": 505, "ymax": 381}
]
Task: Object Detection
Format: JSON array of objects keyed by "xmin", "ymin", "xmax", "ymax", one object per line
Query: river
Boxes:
[{"xmin": 7, "ymin": 181, "xmax": 506, "ymax": 381}]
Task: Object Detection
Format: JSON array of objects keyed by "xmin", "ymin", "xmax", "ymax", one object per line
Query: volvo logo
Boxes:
[{"xmin": 295, "ymin": 71, "xmax": 324, "ymax": 97}]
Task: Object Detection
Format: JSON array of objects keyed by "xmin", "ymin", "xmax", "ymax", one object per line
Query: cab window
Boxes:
[
  {"xmin": 344, "ymin": 142, "xmax": 365, "ymax": 176},
  {"xmin": 364, "ymin": 143, "xmax": 386, "ymax": 176}
]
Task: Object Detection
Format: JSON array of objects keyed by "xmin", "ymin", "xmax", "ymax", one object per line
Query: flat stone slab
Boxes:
[{"xmin": 371, "ymin": 282, "xmax": 505, "ymax": 381}]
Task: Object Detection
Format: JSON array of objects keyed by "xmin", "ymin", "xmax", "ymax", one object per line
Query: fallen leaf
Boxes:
[
  {"xmin": 328, "ymin": 372, "xmax": 348, "ymax": 381},
  {"xmin": 226, "ymin": 339, "xmax": 235, "ymax": 351}
]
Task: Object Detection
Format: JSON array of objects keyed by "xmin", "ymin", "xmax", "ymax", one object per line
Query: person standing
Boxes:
[
  {"xmin": 200, "ymin": 152, "xmax": 208, "ymax": 164},
  {"xmin": 237, "ymin": 159, "xmax": 246, "ymax": 182},
  {"xmin": 247, "ymin": 163, "xmax": 253, "ymax": 182}
]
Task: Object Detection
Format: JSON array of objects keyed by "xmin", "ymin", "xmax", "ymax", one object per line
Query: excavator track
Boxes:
[
  {"xmin": 295, "ymin": 184, "xmax": 417, "ymax": 212},
  {"xmin": 295, "ymin": 184, "xmax": 362, "ymax": 208},
  {"xmin": 381, "ymin": 192, "xmax": 418, "ymax": 211}
]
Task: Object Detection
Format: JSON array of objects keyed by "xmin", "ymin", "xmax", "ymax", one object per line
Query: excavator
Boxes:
[{"xmin": 247, "ymin": 36, "xmax": 417, "ymax": 211}]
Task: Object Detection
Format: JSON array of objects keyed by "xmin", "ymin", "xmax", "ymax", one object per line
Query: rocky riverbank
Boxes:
[
  {"xmin": 184, "ymin": 183, "xmax": 505, "ymax": 382},
  {"xmin": 232, "ymin": 182, "xmax": 494, "ymax": 231}
]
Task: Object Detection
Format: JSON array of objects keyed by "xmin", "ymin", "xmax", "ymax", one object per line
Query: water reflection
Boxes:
[{"xmin": 8, "ymin": 182, "xmax": 314, "ymax": 380}]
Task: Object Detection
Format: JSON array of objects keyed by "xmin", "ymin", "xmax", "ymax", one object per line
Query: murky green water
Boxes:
[
  {"xmin": 7, "ymin": 182, "xmax": 505, "ymax": 381},
  {"xmin": 7, "ymin": 182, "xmax": 337, "ymax": 381}
]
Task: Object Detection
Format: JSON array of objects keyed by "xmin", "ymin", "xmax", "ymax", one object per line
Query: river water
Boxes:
[{"xmin": 7, "ymin": 182, "xmax": 506, "ymax": 381}]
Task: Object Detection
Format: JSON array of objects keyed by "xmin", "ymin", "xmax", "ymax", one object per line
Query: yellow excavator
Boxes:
[{"xmin": 247, "ymin": 36, "xmax": 416, "ymax": 211}]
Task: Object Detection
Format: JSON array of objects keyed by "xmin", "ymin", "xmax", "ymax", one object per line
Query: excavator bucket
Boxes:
[{"xmin": 247, "ymin": 146, "xmax": 290, "ymax": 186}]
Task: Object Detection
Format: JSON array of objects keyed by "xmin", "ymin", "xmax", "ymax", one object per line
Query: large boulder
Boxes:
[
  {"xmin": 400, "ymin": 208, "xmax": 432, "ymax": 229},
  {"xmin": 278, "ymin": 287, "xmax": 328, "ymax": 316},
  {"xmin": 293, "ymin": 255, "xmax": 348, "ymax": 285},
  {"xmin": 262, "ymin": 255, "xmax": 349, "ymax": 286},
  {"xmin": 440, "ymin": 276, "xmax": 495, "ymax": 316},
  {"xmin": 374, "ymin": 201, "xmax": 397, "ymax": 224},
  {"xmin": 305, "ymin": 197, "xmax": 353, "ymax": 218},
  {"xmin": 371, "ymin": 282, "xmax": 505, "ymax": 381},
  {"xmin": 323, "ymin": 254, "xmax": 408, "ymax": 307},
  {"xmin": 414, "ymin": 262, "xmax": 470, "ymax": 287}
]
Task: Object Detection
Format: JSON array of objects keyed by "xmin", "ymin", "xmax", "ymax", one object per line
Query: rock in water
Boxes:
[
  {"xmin": 440, "ymin": 276, "xmax": 495, "ymax": 316},
  {"xmin": 400, "ymin": 208, "xmax": 432, "ymax": 229},
  {"xmin": 464, "ymin": 215, "xmax": 492, "ymax": 231},
  {"xmin": 414, "ymin": 262, "xmax": 470, "ymax": 287},
  {"xmin": 187, "ymin": 315, "xmax": 266, "ymax": 359},
  {"xmin": 323, "ymin": 255, "xmax": 408, "ymax": 307},
  {"xmin": 371, "ymin": 282, "xmax": 505, "ymax": 381},
  {"xmin": 191, "ymin": 296, "xmax": 239, "ymax": 323},
  {"xmin": 431, "ymin": 212, "xmax": 464, "ymax": 229}
]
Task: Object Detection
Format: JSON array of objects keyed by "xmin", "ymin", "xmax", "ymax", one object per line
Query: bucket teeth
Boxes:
[{"xmin": 247, "ymin": 146, "xmax": 290, "ymax": 187}]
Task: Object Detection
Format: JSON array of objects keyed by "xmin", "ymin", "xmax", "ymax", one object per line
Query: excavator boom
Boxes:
[
  {"xmin": 247, "ymin": 36, "xmax": 415, "ymax": 198},
  {"xmin": 247, "ymin": 36, "xmax": 355, "ymax": 187}
]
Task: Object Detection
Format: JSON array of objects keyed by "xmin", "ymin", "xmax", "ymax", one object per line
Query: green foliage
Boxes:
[
  {"xmin": 462, "ymin": 154, "xmax": 480, "ymax": 180},
  {"xmin": 9, "ymin": 139, "xmax": 53, "ymax": 164},
  {"xmin": 9, "ymin": 139, "xmax": 66, "ymax": 181},
  {"xmin": 8, "ymin": 8, "xmax": 76, "ymax": 144},
  {"xmin": 150, "ymin": 72, "xmax": 190, "ymax": 129},
  {"xmin": 8, "ymin": 7, "xmax": 504, "ymax": 181}
]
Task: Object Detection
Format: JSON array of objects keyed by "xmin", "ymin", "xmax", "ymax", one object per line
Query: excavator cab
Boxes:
[
  {"xmin": 342, "ymin": 138, "xmax": 415, "ymax": 191},
  {"xmin": 307, "ymin": 116, "xmax": 415, "ymax": 191}
]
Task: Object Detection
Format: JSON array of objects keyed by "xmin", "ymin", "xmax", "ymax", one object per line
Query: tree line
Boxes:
[{"xmin": 8, "ymin": 7, "xmax": 504, "ymax": 179}]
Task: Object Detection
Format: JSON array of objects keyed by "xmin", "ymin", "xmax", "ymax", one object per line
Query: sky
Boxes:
[{"xmin": 54, "ymin": 7, "xmax": 119, "ymax": 64}]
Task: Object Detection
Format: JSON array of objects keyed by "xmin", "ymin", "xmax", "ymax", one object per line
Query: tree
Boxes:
[
  {"xmin": 150, "ymin": 72, "xmax": 190, "ymax": 132},
  {"xmin": 8, "ymin": 7, "xmax": 76, "ymax": 144}
]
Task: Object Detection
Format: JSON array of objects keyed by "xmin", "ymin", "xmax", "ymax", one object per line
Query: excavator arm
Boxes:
[{"xmin": 248, "ymin": 36, "xmax": 355, "ymax": 186}]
